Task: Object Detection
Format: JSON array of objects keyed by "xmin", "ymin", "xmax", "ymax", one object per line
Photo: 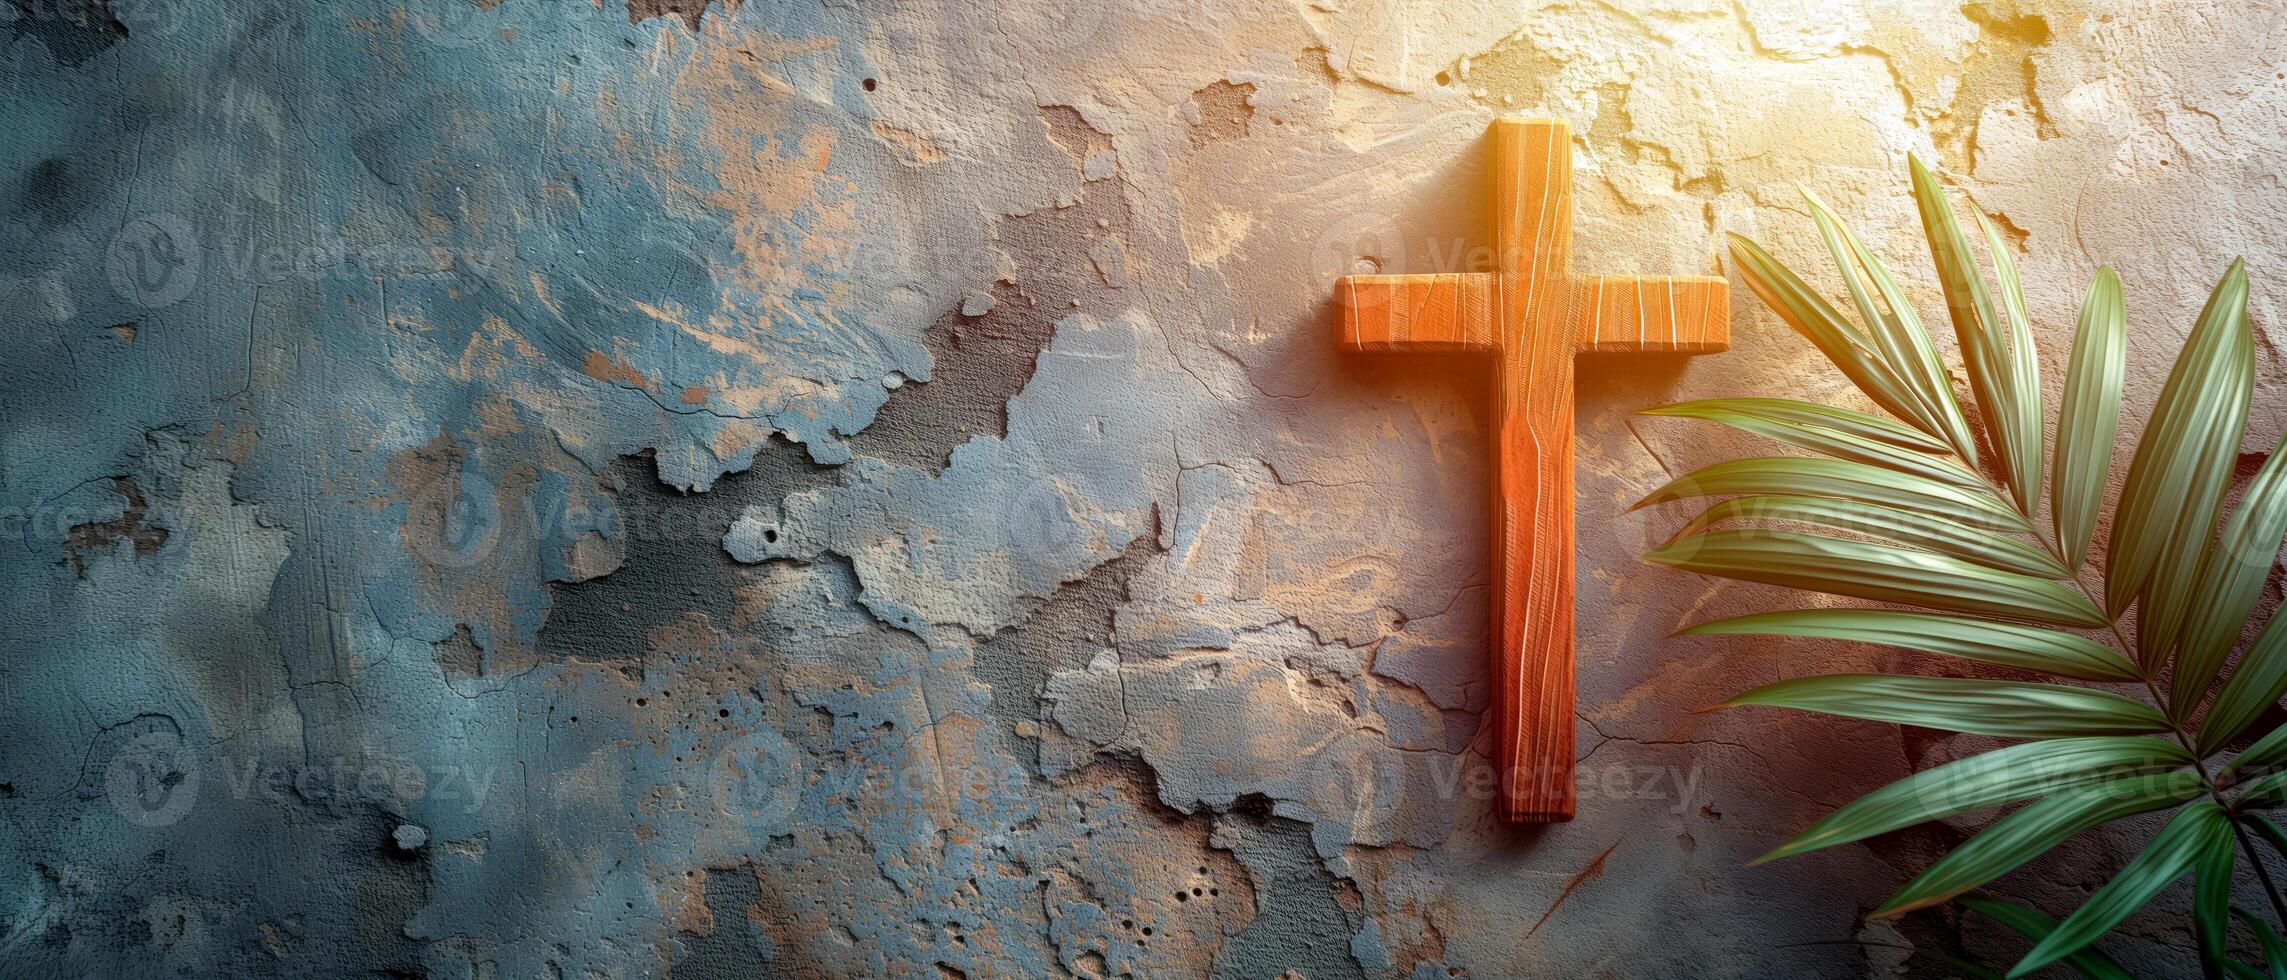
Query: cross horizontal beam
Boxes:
[{"xmin": 1338, "ymin": 273, "xmax": 1727, "ymax": 355}]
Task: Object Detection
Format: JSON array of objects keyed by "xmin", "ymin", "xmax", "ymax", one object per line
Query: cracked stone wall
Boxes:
[{"xmin": 4, "ymin": 0, "xmax": 2285, "ymax": 975}]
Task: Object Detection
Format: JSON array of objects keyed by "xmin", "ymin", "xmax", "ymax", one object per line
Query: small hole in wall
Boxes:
[
  {"xmin": 762, "ymin": 528, "xmax": 779, "ymax": 543},
  {"xmin": 718, "ymin": 708, "xmax": 730, "ymax": 718},
  {"xmin": 863, "ymin": 77, "xmax": 878, "ymax": 92},
  {"xmin": 635, "ymin": 698, "xmax": 648, "ymax": 707},
  {"xmin": 1174, "ymin": 892, "xmax": 1187, "ymax": 903}
]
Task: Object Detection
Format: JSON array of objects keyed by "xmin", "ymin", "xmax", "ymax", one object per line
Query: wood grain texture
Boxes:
[
  {"xmin": 1570, "ymin": 274, "xmax": 1730, "ymax": 354},
  {"xmin": 1336, "ymin": 273, "xmax": 1497, "ymax": 352},
  {"xmin": 1332, "ymin": 118, "xmax": 1731, "ymax": 823},
  {"xmin": 1489, "ymin": 118, "xmax": 1581, "ymax": 823}
]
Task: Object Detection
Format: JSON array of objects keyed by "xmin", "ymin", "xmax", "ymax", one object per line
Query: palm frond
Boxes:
[
  {"xmin": 1640, "ymin": 400, "xmax": 1981, "ymax": 486},
  {"xmin": 1960, "ymin": 894, "xmax": 2136, "ymax": 980},
  {"xmin": 1667, "ymin": 496, "xmax": 2063, "ymax": 579},
  {"xmin": 1635, "ymin": 456, "xmax": 2027, "ymax": 530},
  {"xmin": 2236, "ymin": 908, "xmax": 2287, "ymax": 980},
  {"xmin": 2177, "ymin": 430, "xmax": 2287, "ymax": 721},
  {"xmin": 2009, "ymin": 803, "xmax": 2229, "ymax": 977},
  {"xmin": 2201, "ymin": 612, "xmax": 2287, "ymax": 754},
  {"xmin": 1712, "ymin": 674, "xmax": 2168, "ymax": 738},
  {"xmin": 1753, "ymin": 737, "xmax": 2191, "ymax": 863},
  {"xmin": 1802, "ymin": 187, "xmax": 1978, "ymax": 463},
  {"xmin": 2238, "ymin": 770, "xmax": 2287, "ymax": 810},
  {"xmin": 2107, "ymin": 260, "xmax": 2251, "ymax": 647},
  {"xmin": 2052, "ymin": 267, "xmax": 2124, "ymax": 571},
  {"xmin": 1641, "ymin": 397, "xmax": 1955, "ymax": 452},
  {"xmin": 1727, "ymin": 233, "xmax": 1954, "ymax": 435},
  {"xmin": 1907, "ymin": 158, "xmax": 2017, "ymax": 493},
  {"xmin": 1646, "ymin": 154, "xmax": 2287, "ymax": 973},
  {"xmin": 2228, "ymin": 724, "xmax": 2287, "ymax": 781},
  {"xmin": 1680, "ymin": 610, "xmax": 2136, "ymax": 681},
  {"xmin": 1870, "ymin": 773, "xmax": 2205, "ymax": 917},
  {"xmin": 2196, "ymin": 838, "xmax": 2237, "ymax": 971},
  {"xmin": 1648, "ymin": 531, "xmax": 2103, "ymax": 627}
]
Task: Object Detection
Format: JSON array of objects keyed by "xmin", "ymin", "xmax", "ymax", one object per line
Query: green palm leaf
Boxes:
[
  {"xmin": 2201, "ymin": 612, "xmax": 2287, "ymax": 754},
  {"xmin": 2228, "ymin": 723, "xmax": 2287, "ymax": 780},
  {"xmin": 1634, "ymin": 456, "xmax": 2029, "ymax": 531},
  {"xmin": 1800, "ymin": 188, "xmax": 1980, "ymax": 464},
  {"xmin": 1872, "ymin": 773, "xmax": 2204, "ymax": 917},
  {"xmin": 1679, "ymin": 610, "xmax": 2136, "ymax": 682},
  {"xmin": 1647, "ymin": 531, "xmax": 2105, "ymax": 627},
  {"xmin": 1908, "ymin": 157, "xmax": 2015, "ymax": 495},
  {"xmin": 2052, "ymin": 268, "xmax": 2125, "ymax": 571},
  {"xmin": 2232, "ymin": 961, "xmax": 2278, "ymax": 980},
  {"xmin": 2236, "ymin": 770, "xmax": 2287, "ymax": 810},
  {"xmin": 2196, "ymin": 828, "xmax": 2236, "ymax": 969},
  {"xmin": 1975, "ymin": 207, "xmax": 2046, "ymax": 519},
  {"xmin": 1713, "ymin": 674, "xmax": 2169, "ymax": 737},
  {"xmin": 2176, "ymin": 431, "xmax": 2287, "ymax": 719},
  {"xmin": 1668, "ymin": 495, "xmax": 2064, "ymax": 579},
  {"xmin": 1663, "ymin": 158, "xmax": 2283, "ymax": 967},
  {"xmin": 2011, "ymin": 803, "xmax": 2230, "ymax": 977},
  {"xmin": 2236, "ymin": 908, "xmax": 2287, "ymax": 980},
  {"xmin": 1959, "ymin": 895, "xmax": 2136, "ymax": 980},
  {"xmin": 2108, "ymin": 260, "xmax": 2252, "ymax": 638},
  {"xmin": 2245, "ymin": 814, "xmax": 2287, "ymax": 863},
  {"xmin": 1641, "ymin": 397, "xmax": 1954, "ymax": 453},
  {"xmin": 1728, "ymin": 233, "xmax": 1953, "ymax": 436},
  {"xmin": 1640, "ymin": 401, "xmax": 1981, "ymax": 487},
  {"xmin": 1754, "ymin": 737, "xmax": 2192, "ymax": 863}
]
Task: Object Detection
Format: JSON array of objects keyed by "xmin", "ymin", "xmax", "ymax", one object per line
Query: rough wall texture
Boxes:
[{"xmin": 4, "ymin": 0, "xmax": 2285, "ymax": 976}]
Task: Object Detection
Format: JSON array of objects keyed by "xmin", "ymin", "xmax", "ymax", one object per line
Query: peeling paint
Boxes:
[{"xmin": 5, "ymin": 0, "xmax": 2281, "ymax": 976}]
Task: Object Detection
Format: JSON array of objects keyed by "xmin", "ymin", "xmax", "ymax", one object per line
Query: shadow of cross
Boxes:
[{"xmin": 1334, "ymin": 118, "xmax": 1730, "ymax": 823}]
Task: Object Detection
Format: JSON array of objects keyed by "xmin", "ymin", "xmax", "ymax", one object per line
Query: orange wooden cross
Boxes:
[{"xmin": 1335, "ymin": 119, "xmax": 1729, "ymax": 822}]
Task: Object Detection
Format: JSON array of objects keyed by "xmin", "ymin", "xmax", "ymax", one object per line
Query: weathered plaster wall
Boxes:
[{"xmin": 5, "ymin": 0, "xmax": 2285, "ymax": 975}]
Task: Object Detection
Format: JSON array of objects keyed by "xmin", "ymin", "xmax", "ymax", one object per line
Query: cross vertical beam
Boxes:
[
  {"xmin": 1333, "ymin": 118, "xmax": 1729, "ymax": 823},
  {"xmin": 1492, "ymin": 118, "xmax": 1581, "ymax": 823}
]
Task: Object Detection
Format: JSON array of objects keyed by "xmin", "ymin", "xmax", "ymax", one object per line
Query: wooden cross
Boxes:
[{"xmin": 1335, "ymin": 119, "xmax": 1729, "ymax": 822}]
